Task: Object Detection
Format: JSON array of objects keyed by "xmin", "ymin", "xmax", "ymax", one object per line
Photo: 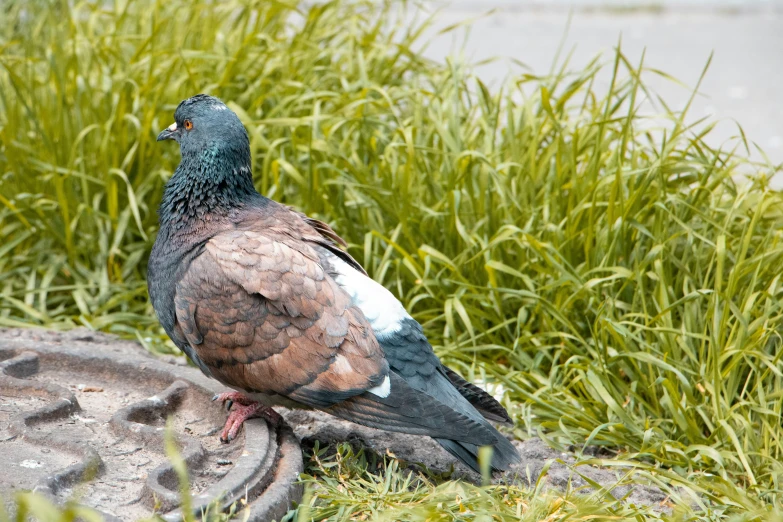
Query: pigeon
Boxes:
[{"xmin": 148, "ymin": 94, "xmax": 520, "ymax": 472}]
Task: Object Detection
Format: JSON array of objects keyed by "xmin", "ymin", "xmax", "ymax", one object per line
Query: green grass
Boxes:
[
  {"xmin": 2, "ymin": 0, "xmax": 783, "ymax": 519},
  {"xmin": 284, "ymin": 442, "xmax": 673, "ymax": 521}
]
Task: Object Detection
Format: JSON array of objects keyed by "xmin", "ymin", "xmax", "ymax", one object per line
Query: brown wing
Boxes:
[{"xmin": 173, "ymin": 228, "xmax": 388, "ymax": 408}]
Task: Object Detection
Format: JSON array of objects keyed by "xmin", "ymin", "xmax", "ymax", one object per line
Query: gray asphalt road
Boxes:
[{"xmin": 419, "ymin": 4, "xmax": 783, "ymax": 168}]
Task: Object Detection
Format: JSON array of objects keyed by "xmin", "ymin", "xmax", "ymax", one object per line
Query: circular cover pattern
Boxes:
[{"xmin": 0, "ymin": 328, "xmax": 303, "ymax": 521}]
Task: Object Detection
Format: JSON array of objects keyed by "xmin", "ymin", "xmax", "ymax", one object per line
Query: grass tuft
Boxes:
[{"xmin": 284, "ymin": 443, "xmax": 677, "ymax": 521}]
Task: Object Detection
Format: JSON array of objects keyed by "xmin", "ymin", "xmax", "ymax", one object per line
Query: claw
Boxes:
[
  {"xmin": 211, "ymin": 392, "xmax": 283, "ymax": 442},
  {"xmin": 220, "ymin": 402, "xmax": 268, "ymax": 442}
]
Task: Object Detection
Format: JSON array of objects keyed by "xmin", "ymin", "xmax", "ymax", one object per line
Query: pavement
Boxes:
[{"xmin": 418, "ymin": 1, "xmax": 783, "ymax": 168}]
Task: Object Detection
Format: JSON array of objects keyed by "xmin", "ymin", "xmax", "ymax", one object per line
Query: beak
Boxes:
[{"xmin": 157, "ymin": 122, "xmax": 178, "ymax": 142}]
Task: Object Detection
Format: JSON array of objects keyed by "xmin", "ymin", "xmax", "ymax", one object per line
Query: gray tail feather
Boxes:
[
  {"xmin": 442, "ymin": 365, "xmax": 512, "ymax": 424},
  {"xmin": 436, "ymin": 432, "xmax": 520, "ymax": 473}
]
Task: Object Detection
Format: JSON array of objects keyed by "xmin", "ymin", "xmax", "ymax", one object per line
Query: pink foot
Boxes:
[{"xmin": 211, "ymin": 392, "xmax": 282, "ymax": 443}]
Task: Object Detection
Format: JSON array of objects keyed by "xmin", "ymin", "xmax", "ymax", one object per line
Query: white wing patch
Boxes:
[
  {"xmin": 367, "ymin": 375, "xmax": 391, "ymax": 398},
  {"xmin": 327, "ymin": 254, "xmax": 409, "ymax": 338}
]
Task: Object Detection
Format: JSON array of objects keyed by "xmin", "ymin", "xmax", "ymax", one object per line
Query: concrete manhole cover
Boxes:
[{"xmin": 0, "ymin": 328, "xmax": 303, "ymax": 521}]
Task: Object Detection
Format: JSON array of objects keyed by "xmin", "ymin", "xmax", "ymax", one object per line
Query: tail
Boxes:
[
  {"xmin": 371, "ymin": 318, "xmax": 519, "ymax": 471},
  {"xmin": 436, "ymin": 435, "xmax": 519, "ymax": 473},
  {"xmin": 328, "ymin": 371, "xmax": 520, "ymax": 472},
  {"xmin": 439, "ymin": 367, "xmax": 518, "ymax": 471},
  {"xmin": 442, "ymin": 365, "xmax": 512, "ymax": 425}
]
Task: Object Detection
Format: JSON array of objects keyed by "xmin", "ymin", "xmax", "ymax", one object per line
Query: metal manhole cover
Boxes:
[{"xmin": 0, "ymin": 328, "xmax": 303, "ymax": 521}]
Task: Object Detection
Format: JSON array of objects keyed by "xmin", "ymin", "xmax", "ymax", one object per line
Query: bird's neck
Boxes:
[{"xmin": 158, "ymin": 148, "xmax": 258, "ymax": 230}]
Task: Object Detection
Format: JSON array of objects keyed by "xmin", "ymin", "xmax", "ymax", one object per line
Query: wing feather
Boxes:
[{"xmin": 174, "ymin": 228, "xmax": 388, "ymax": 407}]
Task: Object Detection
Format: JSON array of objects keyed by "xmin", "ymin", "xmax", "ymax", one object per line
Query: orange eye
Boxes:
[{"xmin": 184, "ymin": 119, "xmax": 193, "ymax": 130}]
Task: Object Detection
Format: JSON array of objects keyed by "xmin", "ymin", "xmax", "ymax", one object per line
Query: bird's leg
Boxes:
[{"xmin": 211, "ymin": 392, "xmax": 282, "ymax": 443}]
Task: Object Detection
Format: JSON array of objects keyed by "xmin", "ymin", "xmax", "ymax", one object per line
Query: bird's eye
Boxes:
[{"xmin": 184, "ymin": 119, "xmax": 193, "ymax": 130}]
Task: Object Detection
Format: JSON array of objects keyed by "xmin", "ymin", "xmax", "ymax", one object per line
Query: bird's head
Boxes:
[{"xmin": 157, "ymin": 94, "xmax": 249, "ymax": 160}]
